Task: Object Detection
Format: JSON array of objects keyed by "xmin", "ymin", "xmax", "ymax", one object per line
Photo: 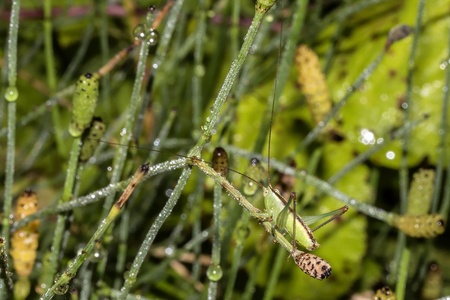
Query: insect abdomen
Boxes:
[{"xmin": 293, "ymin": 250, "xmax": 331, "ymax": 280}]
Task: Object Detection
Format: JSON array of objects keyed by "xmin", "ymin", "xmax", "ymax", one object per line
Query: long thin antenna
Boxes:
[
  {"xmin": 267, "ymin": 1, "xmax": 284, "ymax": 187},
  {"xmin": 88, "ymin": 138, "xmax": 266, "ymax": 190}
]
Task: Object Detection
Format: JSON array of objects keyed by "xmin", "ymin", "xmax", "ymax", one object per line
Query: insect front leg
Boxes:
[{"xmin": 249, "ymin": 211, "xmax": 273, "ymax": 222}]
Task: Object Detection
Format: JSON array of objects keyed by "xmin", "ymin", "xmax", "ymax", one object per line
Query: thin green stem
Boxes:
[
  {"xmin": 211, "ymin": 185, "xmax": 222, "ymax": 266},
  {"xmin": 395, "ymin": 247, "xmax": 410, "ymax": 300},
  {"xmin": 432, "ymin": 23, "xmax": 450, "ymax": 214},
  {"xmin": 13, "ymin": 158, "xmax": 187, "ymax": 229},
  {"xmin": 254, "ymin": 0, "xmax": 309, "ymax": 153},
  {"xmin": 44, "ymin": 0, "xmax": 66, "ymax": 155},
  {"xmin": 101, "ymin": 38, "xmax": 151, "ymax": 219},
  {"xmin": 393, "ymin": 0, "xmax": 426, "ymax": 289},
  {"xmin": 440, "ymin": 152, "xmax": 450, "ymax": 221},
  {"xmin": 118, "ymin": 167, "xmax": 192, "ymax": 299},
  {"xmin": 2, "ymin": 102, "xmax": 16, "ymax": 251},
  {"xmin": 192, "ymin": 0, "xmax": 206, "ymax": 130},
  {"xmin": 97, "ymin": 0, "xmax": 111, "ymax": 119},
  {"xmin": 195, "ymin": 4, "xmax": 273, "ymax": 154},
  {"xmin": 242, "ymin": 257, "xmax": 261, "ymax": 300},
  {"xmin": 207, "ymin": 282, "xmax": 218, "ymax": 300},
  {"xmin": 263, "ymin": 247, "xmax": 285, "ymax": 300},
  {"xmin": 2, "ymin": 0, "xmax": 21, "ymax": 253},
  {"xmin": 207, "ymin": 184, "xmax": 223, "ymax": 299},
  {"xmin": 41, "ymin": 164, "xmax": 149, "ymax": 299},
  {"xmin": 6, "ymin": 0, "xmax": 20, "ymax": 87},
  {"xmin": 0, "ymin": 238, "xmax": 14, "ymax": 297},
  {"xmin": 44, "ymin": 137, "xmax": 82, "ymax": 291},
  {"xmin": 224, "ymin": 209, "xmax": 249, "ymax": 300}
]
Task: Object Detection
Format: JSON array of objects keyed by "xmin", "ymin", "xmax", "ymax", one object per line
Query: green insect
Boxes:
[
  {"xmin": 69, "ymin": 73, "xmax": 100, "ymax": 137},
  {"xmin": 79, "ymin": 117, "xmax": 106, "ymax": 163}
]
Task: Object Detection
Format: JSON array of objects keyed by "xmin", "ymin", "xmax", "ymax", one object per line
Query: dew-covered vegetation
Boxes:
[{"xmin": 1, "ymin": 0, "xmax": 449, "ymax": 299}]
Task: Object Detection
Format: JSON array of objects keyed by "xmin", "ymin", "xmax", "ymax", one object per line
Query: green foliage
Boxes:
[{"xmin": 2, "ymin": 0, "xmax": 450, "ymax": 299}]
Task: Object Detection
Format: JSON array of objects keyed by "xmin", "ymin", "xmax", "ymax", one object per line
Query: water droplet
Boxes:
[
  {"xmin": 133, "ymin": 24, "xmax": 147, "ymax": 41},
  {"xmin": 153, "ymin": 138, "xmax": 160, "ymax": 146},
  {"xmin": 165, "ymin": 189, "xmax": 173, "ymax": 197},
  {"xmin": 195, "ymin": 64, "xmax": 205, "ymax": 77},
  {"xmin": 147, "ymin": 28, "xmax": 159, "ymax": 46},
  {"xmin": 149, "ymin": 5, "xmax": 156, "ymax": 13},
  {"xmin": 165, "ymin": 246, "xmax": 174, "ymax": 256},
  {"xmin": 4, "ymin": 86, "xmax": 18, "ymax": 102},
  {"xmin": 55, "ymin": 283, "xmax": 69, "ymax": 295},
  {"xmin": 206, "ymin": 264, "xmax": 223, "ymax": 281}
]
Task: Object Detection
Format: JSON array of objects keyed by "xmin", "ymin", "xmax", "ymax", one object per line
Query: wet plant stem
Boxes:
[
  {"xmin": 118, "ymin": 167, "xmax": 192, "ymax": 299},
  {"xmin": 41, "ymin": 164, "xmax": 149, "ymax": 299},
  {"xmin": 45, "ymin": 137, "xmax": 81, "ymax": 291},
  {"xmin": 254, "ymin": 0, "xmax": 309, "ymax": 153},
  {"xmin": 393, "ymin": 0, "xmax": 426, "ymax": 288},
  {"xmin": 195, "ymin": 2, "xmax": 274, "ymax": 153},
  {"xmin": 207, "ymin": 185, "xmax": 223, "ymax": 300},
  {"xmin": 432, "ymin": 22, "xmax": 450, "ymax": 214},
  {"xmin": 2, "ymin": 0, "xmax": 20, "ymax": 254},
  {"xmin": 224, "ymin": 209, "xmax": 250, "ymax": 300},
  {"xmin": 13, "ymin": 158, "xmax": 187, "ymax": 229}
]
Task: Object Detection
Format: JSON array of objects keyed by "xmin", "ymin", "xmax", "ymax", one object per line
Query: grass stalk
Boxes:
[
  {"xmin": 41, "ymin": 164, "xmax": 149, "ymax": 299},
  {"xmin": 206, "ymin": 184, "xmax": 223, "ymax": 299},
  {"xmin": 263, "ymin": 247, "xmax": 285, "ymax": 300},
  {"xmin": 192, "ymin": 0, "xmax": 206, "ymax": 129},
  {"xmin": 432, "ymin": 23, "xmax": 450, "ymax": 214},
  {"xmin": 395, "ymin": 247, "xmax": 410, "ymax": 300},
  {"xmin": 224, "ymin": 209, "xmax": 250, "ymax": 300},
  {"xmin": 253, "ymin": 0, "xmax": 309, "ymax": 153},
  {"xmin": 13, "ymin": 158, "xmax": 187, "ymax": 229},
  {"xmin": 118, "ymin": 167, "xmax": 192, "ymax": 299},
  {"xmin": 2, "ymin": 0, "xmax": 21, "ymax": 253},
  {"xmin": 393, "ymin": 0, "xmax": 426, "ymax": 289},
  {"xmin": 195, "ymin": 1, "xmax": 275, "ymax": 153},
  {"xmin": 44, "ymin": 137, "xmax": 82, "ymax": 290}
]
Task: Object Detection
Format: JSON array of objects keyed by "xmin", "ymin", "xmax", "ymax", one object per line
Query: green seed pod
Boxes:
[
  {"xmin": 79, "ymin": 117, "xmax": 106, "ymax": 163},
  {"xmin": 407, "ymin": 169, "xmax": 435, "ymax": 216},
  {"xmin": 374, "ymin": 286, "xmax": 396, "ymax": 300},
  {"xmin": 243, "ymin": 158, "xmax": 265, "ymax": 196},
  {"xmin": 69, "ymin": 73, "xmax": 99, "ymax": 137},
  {"xmin": 393, "ymin": 214, "xmax": 445, "ymax": 238},
  {"xmin": 212, "ymin": 147, "xmax": 228, "ymax": 177}
]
